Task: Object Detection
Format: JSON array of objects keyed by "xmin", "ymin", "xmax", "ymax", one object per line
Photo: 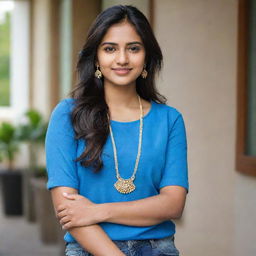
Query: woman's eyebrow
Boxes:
[
  {"xmin": 100, "ymin": 42, "xmax": 117, "ymax": 46},
  {"xmin": 127, "ymin": 41, "xmax": 143, "ymax": 46},
  {"xmin": 100, "ymin": 41, "xmax": 143, "ymax": 46}
]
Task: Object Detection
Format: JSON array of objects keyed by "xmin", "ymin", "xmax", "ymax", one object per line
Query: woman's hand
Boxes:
[{"xmin": 57, "ymin": 193, "xmax": 105, "ymax": 230}]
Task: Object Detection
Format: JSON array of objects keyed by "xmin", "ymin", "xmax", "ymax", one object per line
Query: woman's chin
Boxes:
[{"xmin": 104, "ymin": 77, "xmax": 138, "ymax": 87}]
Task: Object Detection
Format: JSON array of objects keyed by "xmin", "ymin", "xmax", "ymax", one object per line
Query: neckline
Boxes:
[{"xmin": 110, "ymin": 100, "xmax": 154, "ymax": 124}]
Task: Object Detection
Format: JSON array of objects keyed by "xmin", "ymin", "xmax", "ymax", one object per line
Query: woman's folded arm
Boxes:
[{"xmin": 50, "ymin": 186, "xmax": 125, "ymax": 256}]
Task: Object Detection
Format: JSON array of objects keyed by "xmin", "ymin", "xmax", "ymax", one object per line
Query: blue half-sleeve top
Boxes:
[{"xmin": 45, "ymin": 98, "xmax": 189, "ymax": 242}]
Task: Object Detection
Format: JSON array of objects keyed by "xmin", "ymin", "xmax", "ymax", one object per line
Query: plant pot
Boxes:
[
  {"xmin": 0, "ymin": 169, "xmax": 23, "ymax": 216},
  {"xmin": 31, "ymin": 177, "xmax": 64, "ymax": 244},
  {"xmin": 23, "ymin": 170, "xmax": 37, "ymax": 222}
]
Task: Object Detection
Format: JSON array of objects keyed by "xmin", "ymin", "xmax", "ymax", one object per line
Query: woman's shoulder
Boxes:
[
  {"xmin": 48, "ymin": 98, "xmax": 76, "ymax": 127},
  {"xmin": 152, "ymin": 101, "xmax": 183, "ymax": 120},
  {"xmin": 152, "ymin": 101, "xmax": 186, "ymax": 133},
  {"xmin": 51, "ymin": 98, "xmax": 76, "ymax": 115},
  {"xmin": 56, "ymin": 97, "xmax": 75, "ymax": 108}
]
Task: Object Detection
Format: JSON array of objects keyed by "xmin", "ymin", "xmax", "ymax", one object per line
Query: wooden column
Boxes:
[
  {"xmin": 49, "ymin": 0, "xmax": 61, "ymax": 109},
  {"xmin": 71, "ymin": 0, "xmax": 101, "ymax": 88}
]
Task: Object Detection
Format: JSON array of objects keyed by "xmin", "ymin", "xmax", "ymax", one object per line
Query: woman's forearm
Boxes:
[
  {"xmin": 59, "ymin": 186, "xmax": 186, "ymax": 229},
  {"xmin": 102, "ymin": 186, "xmax": 187, "ymax": 226},
  {"xmin": 102, "ymin": 194, "xmax": 169, "ymax": 226},
  {"xmin": 51, "ymin": 187, "xmax": 125, "ymax": 256},
  {"xmin": 68, "ymin": 225, "xmax": 125, "ymax": 256}
]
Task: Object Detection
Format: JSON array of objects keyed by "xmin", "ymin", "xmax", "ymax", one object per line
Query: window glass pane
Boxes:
[
  {"xmin": 0, "ymin": 1, "xmax": 13, "ymax": 106},
  {"xmin": 246, "ymin": 0, "xmax": 256, "ymax": 156},
  {"xmin": 59, "ymin": 0, "xmax": 72, "ymax": 99}
]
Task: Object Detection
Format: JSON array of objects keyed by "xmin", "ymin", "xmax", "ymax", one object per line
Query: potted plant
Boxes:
[
  {"xmin": 0, "ymin": 122, "xmax": 23, "ymax": 215},
  {"xmin": 17, "ymin": 109, "xmax": 62, "ymax": 245},
  {"xmin": 17, "ymin": 109, "xmax": 48, "ymax": 222},
  {"xmin": 17, "ymin": 109, "xmax": 48, "ymax": 174}
]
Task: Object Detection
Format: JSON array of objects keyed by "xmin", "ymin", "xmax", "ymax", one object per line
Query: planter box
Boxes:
[
  {"xmin": 31, "ymin": 177, "xmax": 64, "ymax": 245},
  {"xmin": 0, "ymin": 170, "xmax": 23, "ymax": 216},
  {"xmin": 23, "ymin": 171, "xmax": 36, "ymax": 222}
]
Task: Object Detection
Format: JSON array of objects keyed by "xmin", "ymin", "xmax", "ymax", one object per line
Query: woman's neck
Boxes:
[
  {"xmin": 104, "ymin": 82, "xmax": 151, "ymax": 122},
  {"xmin": 104, "ymin": 83, "xmax": 139, "ymax": 109}
]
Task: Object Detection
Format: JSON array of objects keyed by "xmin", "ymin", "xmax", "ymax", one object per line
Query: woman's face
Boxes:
[{"xmin": 97, "ymin": 21, "xmax": 146, "ymax": 87}]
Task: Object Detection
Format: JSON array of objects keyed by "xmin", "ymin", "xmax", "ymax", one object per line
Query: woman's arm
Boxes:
[
  {"xmin": 51, "ymin": 186, "xmax": 125, "ymax": 256},
  {"xmin": 103, "ymin": 185, "xmax": 187, "ymax": 226},
  {"xmin": 60, "ymin": 185, "xmax": 187, "ymax": 229}
]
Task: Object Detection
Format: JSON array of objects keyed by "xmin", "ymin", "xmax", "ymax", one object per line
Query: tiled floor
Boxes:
[{"xmin": 0, "ymin": 185, "xmax": 62, "ymax": 256}]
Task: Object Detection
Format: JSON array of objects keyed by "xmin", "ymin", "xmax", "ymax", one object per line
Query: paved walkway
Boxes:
[{"xmin": 0, "ymin": 184, "xmax": 62, "ymax": 256}]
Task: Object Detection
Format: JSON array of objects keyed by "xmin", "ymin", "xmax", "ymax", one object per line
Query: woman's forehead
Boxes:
[{"xmin": 101, "ymin": 22, "xmax": 143, "ymax": 44}]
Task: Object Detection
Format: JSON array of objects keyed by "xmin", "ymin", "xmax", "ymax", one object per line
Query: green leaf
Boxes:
[
  {"xmin": 25, "ymin": 109, "xmax": 42, "ymax": 128},
  {"xmin": 17, "ymin": 109, "xmax": 48, "ymax": 143},
  {"xmin": 0, "ymin": 122, "xmax": 20, "ymax": 169},
  {"xmin": 0, "ymin": 122, "xmax": 15, "ymax": 143}
]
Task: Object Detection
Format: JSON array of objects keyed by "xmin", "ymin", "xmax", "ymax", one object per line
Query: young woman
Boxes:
[{"xmin": 46, "ymin": 5, "xmax": 189, "ymax": 256}]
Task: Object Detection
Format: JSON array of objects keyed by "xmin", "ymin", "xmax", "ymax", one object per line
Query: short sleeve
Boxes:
[
  {"xmin": 45, "ymin": 99, "xmax": 79, "ymax": 190},
  {"xmin": 159, "ymin": 112, "xmax": 189, "ymax": 193}
]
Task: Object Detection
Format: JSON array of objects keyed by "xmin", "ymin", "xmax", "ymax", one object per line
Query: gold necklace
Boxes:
[{"xmin": 108, "ymin": 95, "xmax": 143, "ymax": 194}]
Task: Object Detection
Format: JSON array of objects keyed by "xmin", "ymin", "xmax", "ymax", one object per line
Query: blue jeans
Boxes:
[{"xmin": 65, "ymin": 235, "xmax": 179, "ymax": 256}]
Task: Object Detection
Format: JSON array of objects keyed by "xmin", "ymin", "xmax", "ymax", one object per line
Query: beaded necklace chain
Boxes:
[{"xmin": 108, "ymin": 95, "xmax": 143, "ymax": 194}]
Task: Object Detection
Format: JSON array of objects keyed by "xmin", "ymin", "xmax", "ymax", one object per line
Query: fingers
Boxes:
[
  {"xmin": 57, "ymin": 212, "xmax": 73, "ymax": 230},
  {"xmin": 57, "ymin": 204, "xmax": 66, "ymax": 212},
  {"xmin": 57, "ymin": 209, "xmax": 67, "ymax": 219},
  {"xmin": 59, "ymin": 215, "xmax": 70, "ymax": 226},
  {"xmin": 62, "ymin": 221, "xmax": 72, "ymax": 230}
]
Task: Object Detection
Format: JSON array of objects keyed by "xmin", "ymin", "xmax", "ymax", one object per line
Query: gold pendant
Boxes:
[{"xmin": 114, "ymin": 178, "xmax": 136, "ymax": 194}]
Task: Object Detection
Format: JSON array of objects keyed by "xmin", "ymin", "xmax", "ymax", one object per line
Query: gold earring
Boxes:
[
  {"xmin": 95, "ymin": 65, "xmax": 102, "ymax": 79},
  {"xmin": 141, "ymin": 65, "xmax": 147, "ymax": 79}
]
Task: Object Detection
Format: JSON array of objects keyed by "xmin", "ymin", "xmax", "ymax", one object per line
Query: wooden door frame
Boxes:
[{"xmin": 236, "ymin": 0, "xmax": 256, "ymax": 176}]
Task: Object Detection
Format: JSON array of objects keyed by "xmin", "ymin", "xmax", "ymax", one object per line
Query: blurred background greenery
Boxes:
[{"xmin": 0, "ymin": 11, "xmax": 11, "ymax": 106}]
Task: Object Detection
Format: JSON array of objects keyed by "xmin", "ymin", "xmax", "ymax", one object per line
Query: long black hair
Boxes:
[{"xmin": 70, "ymin": 5, "xmax": 166, "ymax": 173}]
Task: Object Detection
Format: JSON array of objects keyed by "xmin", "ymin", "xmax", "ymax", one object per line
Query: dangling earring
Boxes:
[
  {"xmin": 141, "ymin": 64, "xmax": 148, "ymax": 79},
  {"xmin": 95, "ymin": 65, "xmax": 102, "ymax": 79}
]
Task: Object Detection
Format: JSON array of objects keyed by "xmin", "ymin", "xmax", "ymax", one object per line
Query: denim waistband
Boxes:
[
  {"xmin": 65, "ymin": 234, "xmax": 179, "ymax": 256},
  {"xmin": 112, "ymin": 234, "xmax": 175, "ymax": 249}
]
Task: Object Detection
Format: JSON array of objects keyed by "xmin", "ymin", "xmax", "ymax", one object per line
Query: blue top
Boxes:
[{"xmin": 45, "ymin": 98, "xmax": 189, "ymax": 242}]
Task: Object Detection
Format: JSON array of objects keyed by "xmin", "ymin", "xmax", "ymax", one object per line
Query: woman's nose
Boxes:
[{"xmin": 116, "ymin": 49, "xmax": 128, "ymax": 65}]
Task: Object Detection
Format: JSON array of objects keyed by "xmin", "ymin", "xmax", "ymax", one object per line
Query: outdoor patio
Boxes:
[{"xmin": 0, "ymin": 184, "xmax": 61, "ymax": 256}]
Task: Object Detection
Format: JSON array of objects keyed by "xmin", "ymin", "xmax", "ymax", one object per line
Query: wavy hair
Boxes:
[{"xmin": 70, "ymin": 5, "xmax": 166, "ymax": 173}]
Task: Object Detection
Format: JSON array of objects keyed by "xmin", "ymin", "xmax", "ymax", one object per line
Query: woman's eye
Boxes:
[
  {"xmin": 104, "ymin": 47, "xmax": 115, "ymax": 52},
  {"xmin": 128, "ymin": 46, "xmax": 140, "ymax": 52}
]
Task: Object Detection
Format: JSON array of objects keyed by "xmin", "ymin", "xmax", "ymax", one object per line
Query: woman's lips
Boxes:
[{"xmin": 112, "ymin": 68, "xmax": 132, "ymax": 75}]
